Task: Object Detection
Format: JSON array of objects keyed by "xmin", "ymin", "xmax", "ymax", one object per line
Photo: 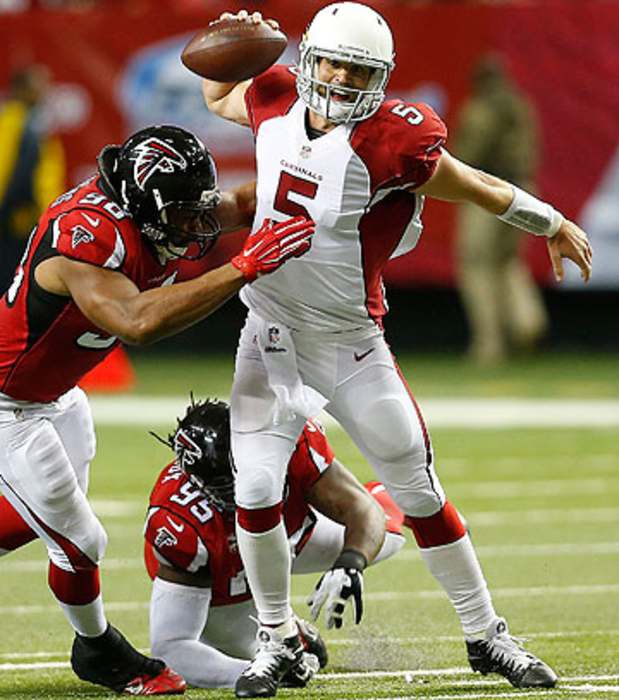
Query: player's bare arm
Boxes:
[
  {"xmin": 202, "ymin": 76, "xmax": 251, "ymax": 125},
  {"xmin": 35, "ymin": 256, "xmax": 245, "ymax": 346},
  {"xmin": 34, "ymin": 208, "xmax": 314, "ymax": 345},
  {"xmin": 216, "ymin": 180, "xmax": 256, "ymax": 231},
  {"xmin": 307, "ymin": 459, "xmax": 386, "ymax": 564},
  {"xmin": 416, "ymin": 149, "xmax": 593, "ymax": 282},
  {"xmin": 156, "ymin": 562, "xmax": 210, "ymax": 588},
  {"xmin": 306, "ymin": 459, "xmax": 384, "ymax": 629},
  {"xmin": 201, "ymin": 10, "xmax": 280, "ymax": 125}
]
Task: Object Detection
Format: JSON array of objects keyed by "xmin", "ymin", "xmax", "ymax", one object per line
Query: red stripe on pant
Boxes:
[
  {"xmin": 404, "ymin": 501, "xmax": 467, "ymax": 548},
  {"xmin": 237, "ymin": 502, "xmax": 284, "ymax": 533},
  {"xmin": 0, "ymin": 496, "xmax": 37, "ymax": 551},
  {"xmin": 0, "ymin": 481, "xmax": 97, "ymax": 571},
  {"xmin": 393, "ymin": 362, "xmax": 433, "ymax": 470},
  {"xmin": 49, "ymin": 561, "xmax": 101, "ymax": 605}
]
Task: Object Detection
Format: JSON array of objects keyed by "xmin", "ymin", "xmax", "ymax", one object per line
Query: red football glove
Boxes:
[{"xmin": 231, "ymin": 216, "xmax": 315, "ymax": 283}]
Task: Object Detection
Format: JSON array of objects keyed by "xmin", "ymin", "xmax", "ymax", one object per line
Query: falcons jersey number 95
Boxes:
[{"xmin": 144, "ymin": 420, "xmax": 334, "ymax": 606}]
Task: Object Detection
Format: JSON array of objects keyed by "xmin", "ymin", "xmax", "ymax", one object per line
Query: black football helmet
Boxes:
[
  {"xmin": 165, "ymin": 397, "xmax": 235, "ymax": 512},
  {"xmin": 97, "ymin": 125, "xmax": 222, "ymax": 260}
]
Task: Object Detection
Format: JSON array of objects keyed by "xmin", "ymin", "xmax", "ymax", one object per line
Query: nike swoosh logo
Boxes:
[
  {"xmin": 166, "ymin": 516, "xmax": 185, "ymax": 533},
  {"xmin": 76, "ymin": 331, "xmax": 117, "ymax": 349},
  {"xmin": 82, "ymin": 213, "xmax": 100, "ymax": 227},
  {"xmin": 353, "ymin": 348, "xmax": 375, "ymax": 362}
]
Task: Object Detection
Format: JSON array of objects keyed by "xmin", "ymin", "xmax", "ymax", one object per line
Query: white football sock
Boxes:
[
  {"xmin": 58, "ymin": 594, "xmax": 107, "ymax": 637},
  {"xmin": 236, "ymin": 519, "xmax": 293, "ymax": 628},
  {"xmin": 419, "ymin": 534, "xmax": 498, "ymax": 637}
]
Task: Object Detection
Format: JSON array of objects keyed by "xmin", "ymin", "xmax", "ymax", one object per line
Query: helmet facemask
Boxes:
[
  {"xmin": 296, "ymin": 47, "xmax": 392, "ymax": 124},
  {"xmin": 185, "ymin": 463, "xmax": 236, "ymax": 514},
  {"xmin": 138, "ymin": 187, "xmax": 223, "ymax": 261},
  {"xmin": 100, "ymin": 126, "xmax": 223, "ymax": 261}
]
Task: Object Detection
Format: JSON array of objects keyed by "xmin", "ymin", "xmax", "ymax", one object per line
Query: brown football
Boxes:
[{"xmin": 181, "ymin": 19, "xmax": 288, "ymax": 83}]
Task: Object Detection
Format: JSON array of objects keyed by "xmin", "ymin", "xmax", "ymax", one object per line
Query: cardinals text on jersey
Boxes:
[{"xmin": 240, "ymin": 65, "xmax": 447, "ymax": 333}]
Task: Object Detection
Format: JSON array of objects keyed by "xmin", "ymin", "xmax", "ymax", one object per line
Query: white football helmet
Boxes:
[{"xmin": 296, "ymin": 2, "xmax": 395, "ymax": 124}]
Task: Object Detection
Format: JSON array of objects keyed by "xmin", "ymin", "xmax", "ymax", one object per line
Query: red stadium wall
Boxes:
[{"xmin": 1, "ymin": 0, "xmax": 617, "ymax": 288}]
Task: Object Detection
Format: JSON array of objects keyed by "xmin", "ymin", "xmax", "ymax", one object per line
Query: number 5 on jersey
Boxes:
[{"xmin": 274, "ymin": 171, "xmax": 318, "ymax": 219}]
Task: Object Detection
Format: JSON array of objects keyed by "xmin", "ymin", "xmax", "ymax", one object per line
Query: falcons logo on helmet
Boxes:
[
  {"xmin": 174, "ymin": 429, "xmax": 203, "ymax": 471},
  {"xmin": 132, "ymin": 138, "xmax": 187, "ymax": 190}
]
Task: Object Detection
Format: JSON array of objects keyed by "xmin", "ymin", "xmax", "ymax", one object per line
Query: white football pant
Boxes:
[
  {"xmin": 232, "ymin": 312, "xmax": 445, "ymax": 517},
  {"xmin": 0, "ymin": 387, "xmax": 106, "ymax": 571}
]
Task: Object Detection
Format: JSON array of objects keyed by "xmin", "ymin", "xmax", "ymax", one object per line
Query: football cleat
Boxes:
[
  {"xmin": 121, "ymin": 667, "xmax": 186, "ymax": 696},
  {"xmin": 295, "ymin": 617, "xmax": 328, "ymax": 669},
  {"xmin": 235, "ymin": 626, "xmax": 318, "ymax": 698},
  {"xmin": 71, "ymin": 624, "xmax": 186, "ymax": 695},
  {"xmin": 466, "ymin": 618, "xmax": 558, "ymax": 688}
]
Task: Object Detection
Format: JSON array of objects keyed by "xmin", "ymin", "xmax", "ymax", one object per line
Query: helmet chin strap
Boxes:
[
  {"xmin": 311, "ymin": 89, "xmax": 352, "ymax": 124},
  {"xmin": 154, "ymin": 242, "xmax": 188, "ymax": 263}
]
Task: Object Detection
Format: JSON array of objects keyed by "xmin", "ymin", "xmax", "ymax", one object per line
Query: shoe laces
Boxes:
[
  {"xmin": 486, "ymin": 630, "xmax": 538, "ymax": 673},
  {"xmin": 246, "ymin": 639, "xmax": 298, "ymax": 678},
  {"xmin": 242, "ymin": 619, "xmax": 299, "ymax": 679}
]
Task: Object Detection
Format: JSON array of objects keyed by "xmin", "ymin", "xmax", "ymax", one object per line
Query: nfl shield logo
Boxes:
[{"xmin": 268, "ymin": 326, "xmax": 280, "ymax": 345}]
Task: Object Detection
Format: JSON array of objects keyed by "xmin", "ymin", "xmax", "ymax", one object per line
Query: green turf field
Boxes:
[{"xmin": 1, "ymin": 353, "xmax": 617, "ymax": 699}]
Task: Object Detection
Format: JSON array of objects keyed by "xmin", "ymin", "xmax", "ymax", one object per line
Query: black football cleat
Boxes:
[
  {"xmin": 467, "ymin": 618, "xmax": 558, "ymax": 688},
  {"xmin": 295, "ymin": 617, "xmax": 328, "ymax": 669},
  {"xmin": 71, "ymin": 624, "xmax": 186, "ymax": 694},
  {"xmin": 235, "ymin": 626, "xmax": 318, "ymax": 698}
]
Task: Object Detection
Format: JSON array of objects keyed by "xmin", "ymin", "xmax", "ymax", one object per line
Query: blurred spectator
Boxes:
[
  {"xmin": 0, "ymin": 64, "xmax": 65, "ymax": 293},
  {"xmin": 454, "ymin": 55, "xmax": 548, "ymax": 365},
  {"xmin": 0, "ymin": 0, "xmax": 98, "ymax": 9}
]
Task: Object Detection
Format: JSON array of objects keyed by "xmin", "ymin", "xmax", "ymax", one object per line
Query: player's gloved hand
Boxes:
[
  {"xmin": 231, "ymin": 216, "xmax": 315, "ymax": 283},
  {"xmin": 280, "ymin": 652, "xmax": 320, "ymax": 688},
  {"xmin": 307, "ymin": 549, "xmax": 367, "ymax": 629}
]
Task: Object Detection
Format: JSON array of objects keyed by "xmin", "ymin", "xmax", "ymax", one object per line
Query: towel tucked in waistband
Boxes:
[{"xmin": 257, "ymin": 320, "xmax": 328, "ymax": 425}]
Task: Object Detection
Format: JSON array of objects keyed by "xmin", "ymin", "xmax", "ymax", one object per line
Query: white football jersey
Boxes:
[{"xmin": 241, "ymin": 66, "xmax": 447, "ymax": 333}]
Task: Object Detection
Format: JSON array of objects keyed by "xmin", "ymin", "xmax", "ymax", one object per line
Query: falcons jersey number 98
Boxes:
[{"xmin": 0, "ymin": 176, "xmax": 190, "ymax": 402}]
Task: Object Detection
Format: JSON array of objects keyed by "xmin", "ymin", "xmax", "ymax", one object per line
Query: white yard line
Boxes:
[
  {"xmin": 1, "ymin": 584, "xmax": 618, "ymax": 616},
  {"xmin": 3, "ymin": 630, "xmax": 617, "ymax": 660},
  {"xmin": 1, "ymin": 658, "xmax": 617, "ymax": 699},
  {"xmin": 346, "ymin": 584, "xmax": 619, "ymax": 602},
  {"xmin": 89, "ymin": 396, "xmax": 619, "ymax": 428},
  {"xmin": 0, "ymin": 661, "xmax": 619, "ymax": 697},
  {"xmin": 345, "ymin": 692, "xmax": 618, "ymax": 700},
  {"xmin": 91, "ymin": 503, "xmax": 619, "ymax": 526},
  {"xmin": 326, "ymin": 630, "xmax": 619, "ymax": 645},
  {"xmin": 562, "ymin": 686, "xmax": 619, "ymax": 694},
  {"xmin": 396, "ymin": 541, "xmax": 619, "ymax": 560},
  {"xmin": 0, "ymin": 557, "xmax": 144, "ymax": 573},
  {"xmin": 5, "ymin": 540, "xmax": 619, "ymax": 574},
  {"xmin": 469, "ymin": 507, "xmax": 619, "ymax": 526},
  {"xmin": 452, "ymin": 478, "xmax": 617, "ymax": 499}
]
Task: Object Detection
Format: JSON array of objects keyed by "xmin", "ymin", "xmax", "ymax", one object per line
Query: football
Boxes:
[{"xmin": 181, "ymin": 19, "xmax": 288, "ymax": 83}]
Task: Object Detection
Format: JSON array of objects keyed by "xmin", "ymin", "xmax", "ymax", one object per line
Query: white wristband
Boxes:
[{"xmin": 497, "ymin": 186, "xmax": 564, "ymax": 238}]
